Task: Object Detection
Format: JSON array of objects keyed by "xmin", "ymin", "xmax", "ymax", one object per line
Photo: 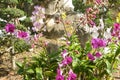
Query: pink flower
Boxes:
[
  {"xmin": 91, "ymin": 38, "xmax": 107, "ymax": 49},
  {"xmin": 95, "ymin": 0, "xmax": 102, "ymax": 4},
  {"xmin": 17, "ymin": 31, "xmax": 29, "ymax": 39},
  {"xmin": 86, "ymin": 8, "xmax": 93, "ymax": 13},
  {"xmin": 66, "ymin": 40, "xmax": 70, "ymax": 45},
  {"xmin": 112, "ymin": 23, "xmax": 120, "ymax": 39},
  {"xmin": 61, "ymin": 50, "xmax": 68, "ymax": 58},
  {"xmin": 67, "ymin": 69, "xmax": 77, "ymax": 80},
  {"xmin": 95, "ymin": 52, "xmax": 102, "ymax": 58},
  {"xmin": 33, "ymin": 34, "xmax": 39, "ymax": 41},
  {"xmin": 62, "ymin": 56, "xmax": 72, "ymax": 66},
  {"xmin": 87, "ymin": 53, "xmax": 95, "ymax": 61},
  {"xmin": 113, "ymin": 23, "xmax": 120, "ymax": 31},
  {"xmin": 89, "ymin": 20, "xmax": 96, "ymax": 27},
  {"xmin": 5, "ymin": 23, "xmax": 15, "ymax": 33},
  {"xmin": 56, "ymin": 68, "xmax": 64, "ymax": 80}
]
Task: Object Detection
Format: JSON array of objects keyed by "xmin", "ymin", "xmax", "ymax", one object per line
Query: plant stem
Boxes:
[{"xmin": 10, "ymin": 35, "xmax": 16, "ymax": 70}]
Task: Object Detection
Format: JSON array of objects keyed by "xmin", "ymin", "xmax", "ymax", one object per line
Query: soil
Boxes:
[{"xmin": 0, "ymin": 48, "xmax": 37, "ymax": 80}]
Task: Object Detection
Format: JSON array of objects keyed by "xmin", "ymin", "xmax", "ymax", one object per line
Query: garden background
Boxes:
[{"xmin": 0, "ymin": 0, "xmax": 120, "ymax": 80}]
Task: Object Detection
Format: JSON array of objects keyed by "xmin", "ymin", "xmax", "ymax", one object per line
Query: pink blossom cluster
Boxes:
[
  {"xmin": 91, "ymin": 38, "xmax": 107, "ymax": 49},
  {"xmin": 111, "ymin": 23, "xmax": 120, "ymax": 40},
  {"xmin": 17, "ymin": 30, "xmax": 29, "ymax": 39},
  {"xmin": 5, "ymin": 23, "xmax": 29, "ymax": 40},
  {"xmin": 86, "ymin": 7, "xmax": 99, "ymax": 27},
  {"xmin": 95, "ymin": 0, "xmax": 102, "ymax": 5},
  {"xmin": 87, "ymin": 52, "xmax": 102, "ymax": 61},
  {"xmin": 61, "ymin": 50, "xmax": 73, "ymax": 66},
  {"xmin": 56, "ymin": 68, "xmax": 76, "ymax": 80},
  {"xmin": 30, "ymin": 33, "xmax": 43, "ymax": 48},
  {"xmin": 31, "ymin": 6, "xmax": 45, "ymax": 32},
  {"xmin": 56, "ymin": 50, "xmax": 77, "ymax": 80},
  {"xmin": 5, "ymin": 23, "xmax": 15, "ymax": 33},
  {"xmin": 87, "ymin": 38, "xmax": 107, "ymax": 61}
]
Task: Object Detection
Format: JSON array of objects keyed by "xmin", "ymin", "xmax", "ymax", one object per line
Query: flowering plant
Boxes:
[{"xmin": 17, "ymin": 0, "xmax": 120, "ymax": 80}]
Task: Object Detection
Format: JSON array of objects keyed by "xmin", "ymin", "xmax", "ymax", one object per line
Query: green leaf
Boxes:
[
  {"xmin": 36, "ymin": 68, "xmax": 43, "ymax": 80},
  {"xmin": 16, "ymin": 62, "xmax": 23, "ymax": 68},
  {"xmin": 26, "ymin": 69, "xmax": 34, "ymax": 74},
  {"xmin": 85, "ymin": 41, "xmax": 92, "ymax": 53},
  {"xmin": 105, "ymin": 60, "xmax": 112, "ymax": 76},
  {"xmin": 44, "ymin": 71, "xmax": 55, "ymax": 77},
  {"xmin": 17, "ymin": 69, "xmax": 24, "ymax": 75},
  {"xmin": 115, "ymin": 47, "xmax": 120, "ymax": 57}
]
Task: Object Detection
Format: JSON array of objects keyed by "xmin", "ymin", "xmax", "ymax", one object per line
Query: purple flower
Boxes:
[
  {"xmin": 95, "ymin": 52, "xmax": 102, "ymax": 58},
  {"xmin": 91, "ymin": 38, "xmax": 107, "ymax": 49},
  {"xmin": 34, "ymin": 5, "xmax": 41, "ymax": 11},
  {"xmin": 87, "ymin": 53, "xmax": 95, "ymax": 61},
  {"xmin": 56, "ymin": 68, "xmax": 64, "ymax": 80},
  {"xmin": 62, "ymin": 56, "xmax": 72, "ymax": 66},
  {"xmin": 33, "ymin": 21, "xmax": 41, "ymax": 27},
  {"xmin": 67, "ymin": 69, "xmax": 77, "ymax": 80},
  {"xmin": 17, "ymin": 31, "xmax": 29, "ymax": 39},
  {"xmin": 5, "ymin": 23, "xmax": 15, "ymax": 33}
]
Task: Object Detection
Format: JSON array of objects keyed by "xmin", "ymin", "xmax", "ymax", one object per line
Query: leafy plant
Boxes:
[{"xmin": 17, "ymin": 47, "xmax": 61, "ymax": 80}]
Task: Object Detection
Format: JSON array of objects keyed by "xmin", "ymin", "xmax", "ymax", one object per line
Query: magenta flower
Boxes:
[
  {"xmin": 17, "ymin": 31, "xmax": 29, "ymax": 39},
  {"xmin": 5, "ymin": 23, "xmax": 15, "ymax": 33},
  {"xmin": 112, "ymin": 23, "xmax": 120, "ymax": 39},
  {"xmin": 67, "ymin": 69, "xmax": 77, "ymax": 80},
  {"xmin": 61, "ymin": 50, "xmax": 68, "ymax": 58},
  {"xmin": 91, "ymin": 38, "xmax": 107, "ymax": 49},
  {"xmin": 56, "ymin": 68, "xmax": 64, "ymax": 80},
  {"xmin": 87, "ymin": 53, "xmax": 95, "ymax": 61},
  {"xmin": 95, "ymin": 52, "xmax": 102, "ymax": 58},
  {"xmin": 89, "ymin": 20, "xmax": 96, "ymax": 27},
  {"xmin": 113, "ymin": 23, "xmax": 120, "ymax": 31},
  {"xmin": 62, "ymin": 56, "xmax": 72, "ymax": 66}
]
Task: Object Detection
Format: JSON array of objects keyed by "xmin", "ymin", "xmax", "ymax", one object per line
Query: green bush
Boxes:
[
  {"xmin": 0, "ymin": 8, "xmax": 24, "ymax": 20},
  {"xmin": 16, "ymin": 24, "xmax": 27, "ymax": 31},
  {"xmin": 14, "ymin": 39, "xmax": 31, "ymax": 53}
]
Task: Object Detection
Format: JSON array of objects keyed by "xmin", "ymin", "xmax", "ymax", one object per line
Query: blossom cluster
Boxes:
[
  {"xmin": 111, "ymin": 23, "xmax": 120, "ymax": 40},
  {"xmin": 56, "ymin": 50, "xmax": 77, "ymax": 80},
  {"xmin": 87, "ymin": 52, "xmax": 102, "ymax": 61},
  {"xmin": 87, "ymin": 38, "xmax": 107, "ymax": 61},
  {"xmin": 91, "ymin": 38, "xmax": 107, "ymax": 49},
  {"xmin": 31, "ymin": 6, "xmax": 45, "ymax": 32},
  {"xmin": 86, "ymin": 5, "xmax": 99, "ymax": 27},
  {"xmin": 5, "ymin": 23, "xmax": 29, "ymax": 40}
]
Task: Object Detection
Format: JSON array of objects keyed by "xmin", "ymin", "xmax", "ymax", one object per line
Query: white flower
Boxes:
[
  {"xmin": 18, "ymin": 16, "xmax": 26, "ymax": 21},
  {"xmin": 0, "ymin": 29, "xmax": 3, "ymax": 37},
  {"xmin": 103, "ymin": 47, "xmax": 110, "ymax": 54},
  {"xmin": 104, "ymin": 28, "xmax": 112, "ymax": 39},
  {"xmin": 64, "ymin": 0, "xmax": 74, "ymax": 10}
]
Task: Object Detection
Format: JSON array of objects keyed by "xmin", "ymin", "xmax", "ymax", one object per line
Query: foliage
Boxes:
[
  {"xmin": 17, "ymin": 33, "xmax": 120, "ymax": 80},
  {"xmin": 73, "ymin": 0, "xmax": 90, "ymax": 12},
  {"xmin": 3, "ymin": 0, "xmax": 18, "ymax": 5},
  {"xmin": 0, "ymin": 0, "xmax": 120, "ymax": 79},
  {"xmin": 14, "ymin": 39, "xmax": 31, "ymax": 53},
  {"xmin": 16, "ymin": 24, "xmax": 27, "ymax": 31},
  {"xmin": 17, "ymin": 48, "xmax": 61, "ymax": 80},
  {"xmin": 0, "ymin": 8, "xmax": 24, "ymax": 20}
]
